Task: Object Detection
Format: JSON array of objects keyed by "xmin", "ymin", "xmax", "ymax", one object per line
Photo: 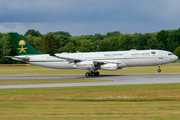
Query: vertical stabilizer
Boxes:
[{"xmin": 9, "ymin": 32, "xmax": 43, "ymax": 55}]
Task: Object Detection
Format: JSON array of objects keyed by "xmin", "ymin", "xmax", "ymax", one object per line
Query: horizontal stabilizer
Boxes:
[{"xmin": 4, "ymin": 56, "xmax": 30, "ymax": 62}]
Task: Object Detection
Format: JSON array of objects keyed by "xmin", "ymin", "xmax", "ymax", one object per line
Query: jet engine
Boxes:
[
  {"xmin": 100, "ymin": 63, "xmax": 118, "ymax": 71},
  {"xmin": 73, "ymin": 61, "xmax": 94, "ymax": 69}
]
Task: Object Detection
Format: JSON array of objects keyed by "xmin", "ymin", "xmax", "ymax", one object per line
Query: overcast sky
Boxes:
[{"xmin": 0, "ymin": 0, "xmax": 180, "ymax": 36}]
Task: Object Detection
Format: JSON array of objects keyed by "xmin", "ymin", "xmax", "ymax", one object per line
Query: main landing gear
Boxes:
[
  {"xmin": 158, "ymin": 65, "xmax": 161, "ymax": 73},
  {"xmin": 85, "ymin": 70, "xmax": 100, "ymax": 77}
]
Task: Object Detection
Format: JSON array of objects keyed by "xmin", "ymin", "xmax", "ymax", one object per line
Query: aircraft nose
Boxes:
[{"xmin": 174, "ymin": 55, "xmax": 178, "ymax": 61}]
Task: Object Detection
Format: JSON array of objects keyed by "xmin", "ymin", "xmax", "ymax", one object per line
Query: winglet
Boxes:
[{"xmin": 48, "ymin": 52, "xmax": 55, "ymax": 56}]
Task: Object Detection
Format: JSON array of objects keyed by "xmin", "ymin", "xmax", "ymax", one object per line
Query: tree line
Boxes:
[{"xmin": 0, "ymin": 29, "xmax": 180, "ymax": 64}]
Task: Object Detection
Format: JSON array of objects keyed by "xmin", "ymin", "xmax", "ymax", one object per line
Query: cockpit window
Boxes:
[
  {"xmin": 168, "ymin": 53, "xmax": 173, "ymax": 56},
  {"xmin": 151, "ymin": 52, "xmax": 156, "ymax": 54}
]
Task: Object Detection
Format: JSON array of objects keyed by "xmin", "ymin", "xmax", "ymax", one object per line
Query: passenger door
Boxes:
[
  {"xmin": 158, "ymin": 52, "xmax": 163, "ymax": 59},
  {"xmin": 42, "ymin": 56, "xmax": 46, "ymax": 62}
]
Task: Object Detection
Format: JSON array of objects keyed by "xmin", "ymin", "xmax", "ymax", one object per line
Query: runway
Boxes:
[{"xmin": 0, "ymin": 74, "xmax": 180, "ymax": 88}]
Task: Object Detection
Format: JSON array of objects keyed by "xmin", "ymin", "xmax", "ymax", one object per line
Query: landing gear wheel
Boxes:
[
  {"xmin": 95, "ymin": 72, "xmax": 99, "ymax": 76},
  {"xmin": 91, "ymin": 72, "xmax": 95, "ymax": 76},
  {"xmin": 158, "ymin": 69, "xmax": 161, "ymax": 73},
  {"xmin": 85, "ymin": 70, "xmax": 100, "ymax": 77},
  {"xmin": 85, "ymin": 72, "xmax": 90, "ymax": 77},
  {"xmin": 157, "ymin": 65, "xmax": 161, "ymax": 73}
]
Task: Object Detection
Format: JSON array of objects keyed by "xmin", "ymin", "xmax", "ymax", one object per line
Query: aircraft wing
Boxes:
[
  {"xmin": 48, "ymin": 52, "xmax": 82, "ymax": 63},
  {"xmin": 49, "ymin": 53, "xmax": 122, "ymax": 64},
  {"xmin": 4, "ymin": 56, "xmax": 30, "ymax": 62}
]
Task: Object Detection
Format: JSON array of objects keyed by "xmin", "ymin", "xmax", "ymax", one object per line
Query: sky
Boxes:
[{"xmin": 0, "ymin": 0, "xmax": 180, "ymax": 36}]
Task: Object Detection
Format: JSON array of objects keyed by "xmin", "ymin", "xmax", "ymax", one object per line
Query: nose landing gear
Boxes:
[{"xmin": 158, "ymin": 65, "xmax": 161, "ymax": 73}]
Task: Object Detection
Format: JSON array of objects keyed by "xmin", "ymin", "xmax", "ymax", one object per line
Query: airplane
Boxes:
[{"xmin": 5, "ymin": 32, "xmax": 178, "ymax": 77}]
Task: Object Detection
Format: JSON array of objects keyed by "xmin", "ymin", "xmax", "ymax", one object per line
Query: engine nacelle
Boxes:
[
  {"xmin": 73, "ymin": 61, "xmax": 94, "ymax": 69},
  {"xmin": 100, "ymin": 63, "xmax": 118, "ymax": 71}
]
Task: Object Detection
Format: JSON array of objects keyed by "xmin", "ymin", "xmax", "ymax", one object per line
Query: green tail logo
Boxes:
[{"xmin": 9, "ymin": 32, "xmax": 43, "ymax": 55}]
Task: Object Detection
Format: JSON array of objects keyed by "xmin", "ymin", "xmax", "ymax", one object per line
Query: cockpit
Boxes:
[{"xmin": 168, "ymin": 53, "xmax": 173, "ymax": 56}]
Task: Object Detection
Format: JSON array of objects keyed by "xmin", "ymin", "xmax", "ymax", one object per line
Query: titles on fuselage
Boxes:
[
  {"xmin": 104, "ymin": 52, "xmax": 156, "ymax": 58},
  {"xmin": 104, "ymin": 54, "xmax": 123, "ymax": 57}
]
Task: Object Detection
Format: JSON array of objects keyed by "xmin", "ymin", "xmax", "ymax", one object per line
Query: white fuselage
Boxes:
[{"xmin": 14, "ymin": 50, "xmax": 178, "ymax": 70}]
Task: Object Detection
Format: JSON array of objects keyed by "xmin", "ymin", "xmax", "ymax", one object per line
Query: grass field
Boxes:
[
  {"xmin": 0, "ymin": 101, "xmax": 180, "ymax": 120},
  {"xmin": 1, "ymin": 84, "xmax": 180, "ymax": 119},
  {"xmin": 0, "ymin": 64, "xmax": 180, "ymax": 119}
]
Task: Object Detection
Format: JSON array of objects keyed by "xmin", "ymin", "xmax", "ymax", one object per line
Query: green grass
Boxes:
[
  {"xmin": 0, "ymin": 101, "xmax": 180, "ymax": 120},
  {"xmin": 1, "ymin": 83, "xmax": 180, "ymax": 100},
  {"xmin": 1, "ymin": 83, "xmax": 180, "ymax": 119}
]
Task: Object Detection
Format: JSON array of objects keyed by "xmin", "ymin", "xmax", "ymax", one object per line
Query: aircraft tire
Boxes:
[
  {"xmin": 91, "ymin": 72, "xmax": 95, "ymax": 76},
  {"xmin": 85, "ymin": 72, "xmax": 90, "ymax": 77},
  {"xmin": 95, "ymin": 72, "xmax": 99, "ymax": 76},
  {"xmin": 158, "ymin": 69, "xmax": 161, "ymax": 73}
]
